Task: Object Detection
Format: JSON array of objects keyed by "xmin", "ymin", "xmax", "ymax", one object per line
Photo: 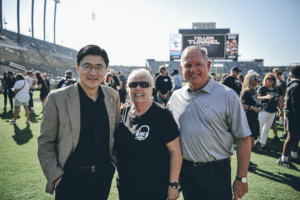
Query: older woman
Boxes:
[
  {"xmin": 257, "ymin": 73, "xmax": 282, "ymax": 152},
  {"xmin": 115, "ymin": 69, "xmax": 183, "ymax": 200},
  {"xmin": 240, "ymin": 73, "xmax": 262, "ymax": 172}
]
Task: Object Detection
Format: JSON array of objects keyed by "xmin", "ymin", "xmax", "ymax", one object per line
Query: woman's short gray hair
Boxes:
[{"xmin": 127, "ymin": 69, "xmax": 154, "ymax": 87}]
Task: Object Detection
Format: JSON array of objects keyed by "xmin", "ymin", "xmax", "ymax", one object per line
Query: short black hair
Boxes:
[
  {"xmin": 291, "ymin": 65, "xmax": 300, "ymax": 78},
  {"xmin": 76, "ymin": 45, "xmax": 109, "ymax": 67},
  {"xmin": 8, "ymin": 71, "xmax": 13, "ymax": 75}
]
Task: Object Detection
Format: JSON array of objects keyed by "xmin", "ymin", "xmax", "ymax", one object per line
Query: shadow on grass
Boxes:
[
  {"xmin": 0, "ymin": 110, "xmax": 20, "ymax": 120},
  {"xmin": 255, "ymin": 168, "xmax": 300, "ymax": 192},
  {"xmin": 29, "ymin": 112, "xmax": 41, "ymax": 123},
  {"xmin": 12, "ymin": 124, "xmax": 33, "ymax": 145}
]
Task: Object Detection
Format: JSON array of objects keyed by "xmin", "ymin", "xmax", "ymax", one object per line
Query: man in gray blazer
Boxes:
[{"xmin": 38, "ymin": 45, "xmax": 120, "ymax": 199}]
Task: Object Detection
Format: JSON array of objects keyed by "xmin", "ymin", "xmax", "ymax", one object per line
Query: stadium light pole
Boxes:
[
  {"xmin": 0, "ymin": 0, "xmax": 3, "ymax": 31},
  {"xmin": 92, "ymin": 12, "xmax": 95, "ymax": 44},
  {"xmin": 53, "ymin": 0, "xmax": 60, "ymax": 44},
  {"xmin": 17, "ymin": 0, "xmax": 20, "ymax": 35},
  {"xmin": 43, "ymin": 0, "xmax": 47, "ymax": 41},
  {"xmin": 31, "ymin": 0, "xmax": 34, "ymax": 38}
]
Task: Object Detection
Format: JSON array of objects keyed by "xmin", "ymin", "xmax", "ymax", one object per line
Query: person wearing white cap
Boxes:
[{"xmin": 248, "ymin": 70, "xmax": 257, "ymax": 74}]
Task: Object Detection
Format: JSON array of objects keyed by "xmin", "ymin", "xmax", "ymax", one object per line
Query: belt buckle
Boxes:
[{"xmin": 92, "ymin": 166, "xmax": 96, "ymax": 172}]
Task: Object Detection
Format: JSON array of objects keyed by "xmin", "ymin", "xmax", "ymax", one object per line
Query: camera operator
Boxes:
[{"xmin": 56, "ymin": 70, "xmax": 77, "ymax": 89}]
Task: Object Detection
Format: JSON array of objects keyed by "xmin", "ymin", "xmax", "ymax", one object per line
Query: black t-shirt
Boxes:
[
  {"xmin": 155, "ymin": 75, "xmax": 172, "ymax": 95},
  {"xmin": 257, "ymin": 86, "xmax": 281, "ymax": 113},
  {"xmin": 240, "ymin": 89, "xmax": 260, "ymax": 120},
  {"xmin": 277, "ymin": 80, "xmax": 287, "ymax": 93},
  {"xmin": 115, "ymin": 102, "xmax": 179, "ymax": 192},
  {"xmin": 222, "ymin": 76, "xmax": 242, "ymax": 95},
  {"xmin": 38, "ymin": 78, "xmax": 49, "ymax": 97}
]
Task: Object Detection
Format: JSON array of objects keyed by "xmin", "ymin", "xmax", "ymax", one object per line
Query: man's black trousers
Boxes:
[
  {"xmin": 8, "ymin": 90, "xmax": 14, "ymax": 109},
  {"xmin": 55, "ymin": 162, "xmax": 115, "ymax": 200},
  {"xmin": 118, "ymin": 90, "xmax": 126, "ymax": 105},
  {"xmin": 29, "ymin": 91, "xmax": 33, "ymax": 110},
  {"xmin": 181, "ymin": 159, "xmax": 232, "ymax": 200}
]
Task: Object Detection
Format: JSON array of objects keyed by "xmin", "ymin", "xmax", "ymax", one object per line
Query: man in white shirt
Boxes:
[{"xmin": 25, "ymin": 71, "xmax": 36, "ymax": 113}]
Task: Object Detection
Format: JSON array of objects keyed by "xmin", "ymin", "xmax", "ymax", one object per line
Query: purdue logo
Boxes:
[{"xmin": 135, "ymin": 125, "xmax": 150, "ymax": 141}]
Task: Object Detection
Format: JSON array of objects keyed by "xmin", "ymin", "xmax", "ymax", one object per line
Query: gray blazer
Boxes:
[{"xmin": 37, "ymin": 82, "xmax": 120, "ymax": 194}]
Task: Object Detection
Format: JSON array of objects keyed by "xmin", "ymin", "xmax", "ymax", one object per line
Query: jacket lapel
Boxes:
[
  {"xmin": 66, "ymin": 83, "xmax": 81, "ymax": 148},
  {"xmin": 103, "ymin": 88, "xmax": 113, "ymax": 131}
]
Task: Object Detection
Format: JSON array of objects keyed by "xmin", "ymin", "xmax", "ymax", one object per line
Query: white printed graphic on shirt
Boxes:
[
  {"xmin": 164, "ymin": 79, "xmax": 168, "ymax": 82},
  {"xmin": 135, "ymin": 125, "xmax": 150, "ymax": 141}
]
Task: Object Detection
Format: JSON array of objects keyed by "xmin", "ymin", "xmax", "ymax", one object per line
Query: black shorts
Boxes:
[
  {"xmin": 247, "ymin": 118, "xmax": 260, "ymax": 139},
  {"xmin": 286, "ymin": 117, "xmax": 300, "ymax": 132}
]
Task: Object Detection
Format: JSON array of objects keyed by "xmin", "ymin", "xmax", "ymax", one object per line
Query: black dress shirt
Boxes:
[{"xmin": 64, "ymin": 84, "xmax": 110, "ymax": 167}]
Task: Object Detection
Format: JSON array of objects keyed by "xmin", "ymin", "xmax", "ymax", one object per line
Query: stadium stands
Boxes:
[{"xmin": 0, "ymin": 29, "xmax": 78, "ymax": 78}]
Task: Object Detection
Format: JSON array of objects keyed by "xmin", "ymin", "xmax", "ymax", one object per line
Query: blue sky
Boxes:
[{"xmin": 2, "ymin": 0, "xmax": 300, "ymax": 66}]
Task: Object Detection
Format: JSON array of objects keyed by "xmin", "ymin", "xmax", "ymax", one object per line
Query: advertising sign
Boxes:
[
  {"xmin": 170, "ymin": 34, "xmax": 182, "ymax": 60},
  {"xmin": 182, "ymin": 35, "xmax": 225, "ymax": 59},
  {"xmin": 225, "ymin": 34, "xmax": 239, "ymax": 61}
]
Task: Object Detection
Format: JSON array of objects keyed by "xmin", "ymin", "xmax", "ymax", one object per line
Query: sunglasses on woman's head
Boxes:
[{"xmin": 129, "ymin": 81, "xmax": 151, "ymax": 88}]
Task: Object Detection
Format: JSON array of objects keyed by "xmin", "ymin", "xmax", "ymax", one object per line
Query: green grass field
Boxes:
[{"xmin": 0, "ymin": 93, "xmax": 299, "ymax": 200}]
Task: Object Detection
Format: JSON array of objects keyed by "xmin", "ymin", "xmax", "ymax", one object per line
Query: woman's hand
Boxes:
[
  {"xmin": 168, "ymin": 186, "xmax": 180, "ymax": 200},
  {"xmin": 264, "ymin": 94, "xmax": 272, "ymax": 100},
  {"xmin": 252, "ymin": 106, "xmax": 261, "ymax": 113},
  {"xmin": 120, "ymin": 102, "xmax": 131, "ymax": 110}
]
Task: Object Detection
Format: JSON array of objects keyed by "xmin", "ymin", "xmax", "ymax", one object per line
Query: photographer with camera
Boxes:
[
  {"xmin": 56, "ymin": 70, "xmax": 77, "ymax": 89},
  {"xmin": 240, "ymin": 73, "xmax": 263, "ymax": 172}
]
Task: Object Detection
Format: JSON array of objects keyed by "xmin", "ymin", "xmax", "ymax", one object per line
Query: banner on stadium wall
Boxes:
[
  {"xmin": 182, "ymin": 34, "xmax": 225, "ymax": 59},
  {"xmin": 225, "ymin": 33, "xmax": 239, "ymax": 61},
  {"xmin": 170, "ymin": 34, "xmax": 182, "ymax": 60}
]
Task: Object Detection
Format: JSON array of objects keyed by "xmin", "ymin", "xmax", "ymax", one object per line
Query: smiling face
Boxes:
[
  {"xmin": 76, "ymin": 55, "xmax": 107, "ymax": 91},
  {"xmin": 129, "ymin": 77, "xmax": 153, "ymax": 105},
  {"xmin": 180, "ymin": 49, "xmax": 211, "ymax": 91}
]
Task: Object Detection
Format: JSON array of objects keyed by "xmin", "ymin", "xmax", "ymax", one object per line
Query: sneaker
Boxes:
[
  {"xmin": 272, "ymin": 136, "xmax": 280, "ymax": 143},
  {"xmin": 279, "ymin": 119, "xmax": 284, "ymax": 126},
  {"xmin": 279, "ymin": 134, "xmax": 287, "ymax": 139},
  {"xmin": 25, "ymin": 121, "xmax": 31, "ymax": 124},
  {"xmin": 29, "ymin": 110, "xmax": 34, "ymax": 113},
  {"xmin": 251, "ymin": 147, "xmax": 256, "ymax": 153},
  {"xmin": 8, "ymin": 119, "xmax": 17, "ymax": 124},
  {"xmin": 2, "ymin": 107, "xmax": 6, "ymax": 110},
  {"xmin": 10, "ymin": 108, "xmax": 13, "ymax": 111},
  {"xmin": 248, "ymin": 166, "xmax": 256, "ymax": 173},
  {"xmin": 250, "ymin": 161, "xmax": 257, "ymax": 168},
  {"xmin": 260, "ymin": 146, "xmax": 270, "ymax": 152},
  {"xmin": 277, "ymin": 157, "xmax": 293, "ymax": 168}
]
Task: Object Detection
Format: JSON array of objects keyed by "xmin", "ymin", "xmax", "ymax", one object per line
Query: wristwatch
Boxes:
[
  {"xmin": 249, "ymin": 106, "xmax": 252, "ymax": 111},
  {"xmin": 236, "ymin": 176, "xmax": 247, "ymax": 183},
  {"xmin": 169, "ymin": 182, "xmax": 179, "ymax": 189}
]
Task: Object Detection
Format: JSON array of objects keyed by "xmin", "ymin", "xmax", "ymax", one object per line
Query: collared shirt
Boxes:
[
  {"xmin": 64, "ymin": 84, "xmax": 110, "ymax": 167},
  {"xmin": 167, "ymin": 78, "xmax": 251, "ymax": 162},
  {"xmin": 172, "ymin": 74, "xmax": 183, "ymax": 92}
]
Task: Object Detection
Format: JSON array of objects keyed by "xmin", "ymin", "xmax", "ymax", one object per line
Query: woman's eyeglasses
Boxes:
[
  {"xmin": 129, "ymin": 81, "xmax": 151, "ymax": 88},
  {"xmin": 267, "ymin": 78, "xmax": 275, "ymax": 81}
]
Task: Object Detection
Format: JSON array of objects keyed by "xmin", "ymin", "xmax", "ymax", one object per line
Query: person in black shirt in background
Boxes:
[
  {"xmin": 152, "ymin": 72, "xmax": 160, "ymax": 102},
  {"xmin": 34, "ymin": 71, "xmax": 50, "ymax": 108},
  {"xmin": 115, "ymin": 69, "xmax": 182, "ymax": 200},
  {"xmin": 277, "ymin": 66, "xmax": 300, "ymax": 168},
  {"xmin": 240, "ymin": 73, "xmax": 262, "ymax": 172},
  {"xmin": 257, "ymin": 73, "xmax": 282, "ymax": 152},
  {"xmin": 105, "ymin": 73, "xmax": 117, "ymax": 91},
  {"xmin": 155, "ymin": 65, "xmax": 172, "ymax": 106},
  {"xmin": 6, "ymin": 71, "xmax": 16, "ymax": 111},
  {"xmin": 0, "ymin": 71, "xmax": 9, "ymax": 110},
  {"xmin": 43, "ymin": 73, "xmax": 50, "ymax": 90},
  {"xmin": 222, "ymin": 66, "xmax": 242, "ymax": 95}
]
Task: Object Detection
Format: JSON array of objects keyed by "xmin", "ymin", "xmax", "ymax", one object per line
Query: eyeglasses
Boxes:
[
  {"xmin": 161, "ymin": 68, "xmax": 166, "ymax": 70},
  {"xmin": 81, "ymin": 65, "xmax": 105, "ymax": 72},
  {"xmin": 254, "ymin": 78, "xmax": 258, "ymax": 81},
  {"xmin": 267, "ymin": 78, "xmax": 275, "ymax": 81},
  {"xmin": 129, "ymin": 81, "xmax": 151, "ymax": 88},
  {"xmin": 289, "ymin": 75, "xmax": 294, "ymax": 78}
]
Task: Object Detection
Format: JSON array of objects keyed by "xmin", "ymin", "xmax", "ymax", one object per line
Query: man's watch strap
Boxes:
[
  {"xmin": 169, "ymin": 182, "xmax": 179, "ymax": 189},
  {"xmin": 236, "ymin": 176, "xmax": 247, "ymax": 183}
]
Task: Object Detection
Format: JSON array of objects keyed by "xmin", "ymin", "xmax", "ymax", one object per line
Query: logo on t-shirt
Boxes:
[{"xmin": 135, "ymin": 125, "xmax": 150, "ymax": 141}]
